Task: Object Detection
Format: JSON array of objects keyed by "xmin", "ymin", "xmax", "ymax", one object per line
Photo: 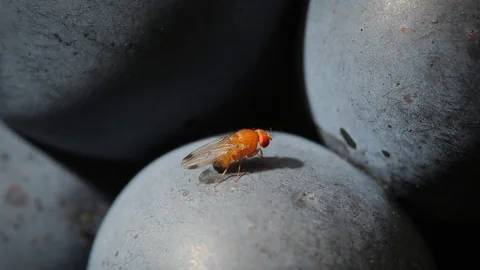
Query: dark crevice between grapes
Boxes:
[{"xmin": 6, "ymin": 0, "xmax": 320, "ymax": 202}]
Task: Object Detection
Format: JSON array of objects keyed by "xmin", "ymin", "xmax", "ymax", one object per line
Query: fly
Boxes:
[{"xmin": 181, "ymin": 128, "xmax": 273, "ymax": 186}]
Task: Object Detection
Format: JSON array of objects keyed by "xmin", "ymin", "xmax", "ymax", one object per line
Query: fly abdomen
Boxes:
[{"xmin": 213, "ymin": 159, "xmax": 226, "ymax": 173}]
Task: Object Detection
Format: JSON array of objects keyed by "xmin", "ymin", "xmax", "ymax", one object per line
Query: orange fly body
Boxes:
[{"xmin": 181, "ymin": 128, "xmax": 273, "ymax": 186}]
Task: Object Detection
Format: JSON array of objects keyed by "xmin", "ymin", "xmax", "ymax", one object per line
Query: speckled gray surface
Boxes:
[
  {"xmin": 0, "ymin": 121, "xmax": 109, "ymax": 270},
  {"xmin": 88, "ymin": 132, "xmax": 436, "ymax": 270},
  {"xmin": 304, "ymin": 0, "xmax": 480, "ymax": 220}
]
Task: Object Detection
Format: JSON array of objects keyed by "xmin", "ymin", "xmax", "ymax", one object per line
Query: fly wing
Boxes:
[{"xmin": 181, "ymin": 134, "xmax": 246, "ymax": 169}]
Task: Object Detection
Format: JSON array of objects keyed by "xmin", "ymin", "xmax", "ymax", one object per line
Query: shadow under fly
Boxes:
[{"xmin": 198, "ymin": 156, "xmax": 304, "ymax": 185}]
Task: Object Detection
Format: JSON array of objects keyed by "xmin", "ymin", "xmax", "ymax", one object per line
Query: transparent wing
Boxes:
[{"xmin": 181, "ymin": 134, "xmax": 247, "ymax": 169}]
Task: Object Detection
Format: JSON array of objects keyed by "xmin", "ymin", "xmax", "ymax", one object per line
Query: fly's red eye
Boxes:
[{"xmin": 259, "ymin": 135, "xmax": 270, "ymax": 148}]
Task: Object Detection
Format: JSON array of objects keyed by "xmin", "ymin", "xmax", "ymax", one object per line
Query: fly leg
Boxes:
[
  {"xmin": 232, "ymin": 149, "xmax": 262, "ymax": 184},
  {"xmin": 247, "ymin": 148, "xmax": 263, "ymax": 159},
  {"xmin": 257, "ymin": 148, "xmax": 263, "ymax": 158},
  {"xmin": 234, "ymin": 161, "xmax": 247, "ymax": 183},
  {"xmin": 214, "ymin": 165, "xmax": 230, "ymax": 187}
]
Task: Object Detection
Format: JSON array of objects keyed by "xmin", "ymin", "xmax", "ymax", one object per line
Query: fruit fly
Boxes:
[{"xmin": 181, "ymin": 129, "xmax": 273, "ymax": 186}]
